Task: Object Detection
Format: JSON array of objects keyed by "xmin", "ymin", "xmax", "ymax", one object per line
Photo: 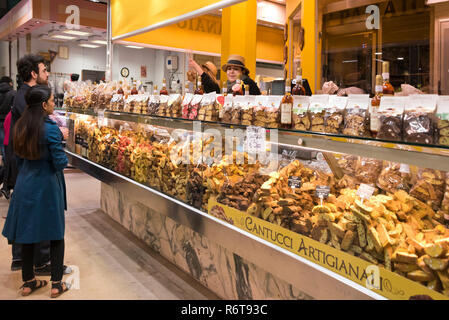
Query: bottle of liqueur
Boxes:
[
  {"xmin": 292, "ymin": 66, "xmax": 306, "ymax": 96},
  {"xmin": 194, "ymin": 78, "xmax": 204, "ymax": 95},
  {"xmin": 153, "ymin": 85, "xmax": 158, "ymax": 96},
  {"xmin": 280, "ymin": 79, "xmax": 293, "ymax": 129},
  {"xmin": 222, "ymin": 81, "xmax": 228, "ymax": 96},
  {"xmin": 244, "ymin": 84, "xmax": 250, "ymax": 96},
  {"xmin": 232, "ymin": 75, "xmax": 244, "ymax": 96},
  {"xmin": 382, "ymin": 61, "xmax": 394, "ymax": 95},
  {"xmin": 185, "ymin": 81, "xmax": 190, "ymax": 94},
  {"xmin": 131, "ymin": 81, "xmax": 138, "ymax": 95},
  {"xmin": 160, "ymin": 78, "xmax": 169, "ymax": 95},
  {"xmin": 370, "ymin": 75, "xmax": 384, "ymax": 137},
  {"xmin": 117, "ymin": 81, "xmax": 124, "ymax": 95}
]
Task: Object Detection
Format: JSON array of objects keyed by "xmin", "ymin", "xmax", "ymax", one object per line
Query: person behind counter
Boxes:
[
  {"xmin": 188, "ymin": 59, "xmax": 220, "ymax": 94},
  {"xmin": 222, "ymin": 55, "xmax": 261, "ymax": 95}
]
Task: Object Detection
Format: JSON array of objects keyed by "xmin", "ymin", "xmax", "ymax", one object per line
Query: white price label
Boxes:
[
  {"xmin": 399, "ymin": 163, "xmax": 410, "ymax": 174},
  {"xmin": 246, "ymin": 126, "xmax": 266, "ymax": 154},
  {"xmin": 357, "ymin": 183, "xmax": 375, "ymax": 200}
]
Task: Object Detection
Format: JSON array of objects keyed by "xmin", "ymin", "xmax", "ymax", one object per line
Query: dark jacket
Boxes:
[
  {"xmin": 0, "ymin": 90, "xmax": 16, "ymax": 122},
  {"xmin": 227, "ymin": 74, "xmax": 261, "ymax": 95},
  {"xmin": 201, "ymin": 73, "xmax": 220, "ymax": 94},
  {"xmin": 0, "ymin": 83, "xmax": 13, "ymax": 121},
  {"xmin": 2, "ymin": 117, "xmax": 68, "ymax": 243},
  {"xmin": 11, "ymin": 83, "xmax": 31, "ymax": 128}
]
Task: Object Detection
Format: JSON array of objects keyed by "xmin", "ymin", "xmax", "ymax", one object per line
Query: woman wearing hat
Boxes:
[
  {"xmin": 222, "ymin": 54, "xmax": 261, "ymax": 95},
  {"xmin": 188, "ymin": 59, "xmax": 220, "ymax": 94}
]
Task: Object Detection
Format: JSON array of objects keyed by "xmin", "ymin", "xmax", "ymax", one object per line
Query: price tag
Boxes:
[
  {"xmin": 316, "ymin": 185, "xmax": 330, "ymax": 199},
  {"xmin": 316, "ymin": 185, "xmax": 330, "ymax": 206},
  {"xmin": 288, "ymin": 176, "xmax": 302, "ymax": 189},
  {"xmin": 246, "ymin": 126, "xmax": 266, "ymax": 154},
  {"xmin": 357, "ymin": 183, "xmax": 375, "ymax": 202},
  {"xmin": 399, "ymin": 163, "xmax": 410, "ymax": 174}
]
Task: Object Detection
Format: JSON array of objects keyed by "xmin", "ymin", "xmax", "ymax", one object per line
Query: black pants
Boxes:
[
  {"xmin": 12, "ymin": 241, "xmax": 51, "ymax": 267},
  {"xmin": 21, "ymin": 239, "xmax": 64, "ymax": 282}
]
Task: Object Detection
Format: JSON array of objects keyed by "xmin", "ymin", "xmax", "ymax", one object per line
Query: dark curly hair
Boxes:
[{"xmin": 17, "ymin": 54, "xmax": 45, "ymax": 83}]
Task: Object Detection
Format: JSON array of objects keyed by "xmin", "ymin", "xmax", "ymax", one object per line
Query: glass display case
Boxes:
[{"xmin": 66, "ymin": 95, "xmax": 449, "ymax": 299}]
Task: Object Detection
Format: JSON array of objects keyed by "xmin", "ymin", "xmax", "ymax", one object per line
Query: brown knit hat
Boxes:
[{"xmin": 221, "ymin": 54, "xmax": 249, "ymax": 74}]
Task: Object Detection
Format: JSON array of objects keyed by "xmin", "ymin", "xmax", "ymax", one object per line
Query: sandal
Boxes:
[
  {"xmin": 50, "ymin": 281, "xmax": 70, "ymax": 298},
  {"xmin": 20, "ymin": 279, "xmax": 48, "ymax": 296}
]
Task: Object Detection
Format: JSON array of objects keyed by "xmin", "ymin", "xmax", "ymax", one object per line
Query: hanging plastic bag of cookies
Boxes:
[
  {"xmin": 198, "ymin": 92, "xmax": 211, "ymax": 121},
  {"xmin": 157, "ymin": 94, "xmax": 170, "ymax": 116},
  {"xmin": 220, "ymin": 94, "xmax": 234, "ymax": 124},
  {"xmin": 403, "ymin": 94, "xmax": 438, "ymax": 145},
  {"xmin": 343, "ymin": 94, "xmax": 370, "ymax": 137},
  {"xmin": 324, "ymin": 95, "xmax": 347, "ymax": 134},
  {"xmin": 230, "ymin": 95, "xmax": 244, "ymax": 125},
  {"xmin": 376, "ymin": 96, "xmax": 406, "ymax": 141},
  {"xmin": 188, "ymin": 94, "xmax": 203, "ymax": 120},
  {"xmin": 376, "ymin": 161, "xmax": 411, "ymax": 194},
  {"xmin": 204, "ymin": 92, "xmax": 218, "ymax": 122},
  {"xmin": 241, "ymin": 95, "xmax": 255, "ymax": 126},
  {"xmin": 308, "ymin": 94, "xmax": 329, "ymax": 133},
  {"xmin": 266, "ymin": 95, "xmax": 282, "ymax": 129},
  {"xmin": 168, "ymin": 93, "xmax": 181, "ymax": 118},
  {"xmin": 253, "ymin": 95, "xmax": 268, "ymax": 127},
  {"xmin": 292, "ymin": 96, "xmax": 310, "ymax": 131},
  {"xmin": 181, "ymin": 92, "xmax": 194, "ymax": 119},
  {"xmin": 436, "ymin": 96, "xmax": 449, "ymax": 146}
]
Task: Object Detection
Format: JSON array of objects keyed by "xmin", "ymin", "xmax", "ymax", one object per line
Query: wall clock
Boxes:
[{"xmin": 120, "ymin": 67, "xmax": 130, "ymax": 78}]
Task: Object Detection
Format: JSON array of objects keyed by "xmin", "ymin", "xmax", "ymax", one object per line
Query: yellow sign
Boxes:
[
  {"xmin": 208, "ymin": 197, "xmax": 449, "ymax": 300},
  {"xmin": 111, "ymin": 0, "xmax": 243, "ymax": 39}
]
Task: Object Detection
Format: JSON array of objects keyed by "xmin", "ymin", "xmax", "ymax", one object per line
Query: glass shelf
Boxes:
[{"xmin": 66, "ymin": 107, "xmax": 449, "ymax": 172}]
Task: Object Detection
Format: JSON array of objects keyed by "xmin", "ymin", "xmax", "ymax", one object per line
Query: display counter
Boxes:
[{"xmin": 66, "ymin": 105, "xmax": 449, "ymax": 300}]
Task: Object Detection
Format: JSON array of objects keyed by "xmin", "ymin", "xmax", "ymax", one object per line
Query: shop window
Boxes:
[{"xmin": 321, "ymin": 0, "xmax": 431, "ymax": 95}]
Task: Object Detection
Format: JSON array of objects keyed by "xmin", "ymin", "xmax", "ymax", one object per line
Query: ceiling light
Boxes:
[
  {"xmin": 375, "ymin": 52, "xmax": 382, "ymax": 55},
  {"xmin": 63, "ymin": 30, "xmax": 91, "ymax": 36},
  {"xmin": 91, "ymin": 40, "xmax": 107, "ymax": 45},
  {"xmin": 79, "ymin": 43, "xmax": 100, "ymax": 48},
  {"xmin": 397, "ymin": 57, "xmax": 404, "ymax": 60},
  {"xmin": 51, "ymin": 34, "xmax": 77, "ymax": 40},
  {"xmin": 125, "ymin": 45, "xmax": 144, "ymax": 49}
]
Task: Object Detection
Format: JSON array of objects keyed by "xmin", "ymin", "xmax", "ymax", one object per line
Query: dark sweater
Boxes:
[{"xmin": 200, "ymin": 72, "xmax": 220, "ymax": 94}]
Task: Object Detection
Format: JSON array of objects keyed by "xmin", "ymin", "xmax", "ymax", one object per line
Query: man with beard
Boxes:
[{"xmin": 9, "ymin": 54, "xmax": 72, "ymax": 276}]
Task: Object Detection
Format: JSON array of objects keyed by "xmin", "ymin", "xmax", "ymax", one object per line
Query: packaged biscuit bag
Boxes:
[
  {"xmin": 181, "ymin": 93, "xmax": 194, "ymax": 119},
  {"xmin": 324, "ymin": 95, "xmax": 347, "ymax": 134},
  {"xmin": 110, "ymin": 94, "xmax": 124, "ymax": 112},
  {"xmin": 241, "ymin": 95, "xmax": 255, "ymax": 126},
  {"xmin": 228, "ymin": 95, "xmax": 245, "ymax": 125},
  {"xmin": 292, "ymin": 96, "xmax": 310, "ymax": 131},
  {"xmin": 253, "ymin": 95, "xmax": 268, "ymax": 127},
  {"xmin": 168, "ymin": 94, "xmax": 182, "ymax": 118},
  {"xmin": 377, "ymin": 161, "xmax": 411, "ymax": 194},
  {"xmin": 265, "ymin": 95, "xmax": 281, "ymax": 128},
  {"xmin": 343, "ymin": 94, "xmax": 370, "ymax": 137},
  {"xmin": 436, "ymin": 96, "xmax": 449, "ymax": 146},
  {"xmin": 197, "ymin": 92, "xmax": 215, "ymax": 121},
  {"xmin": 376, "ymin": 96, "xmax": 406, "ymax": 141},
  {"xmin": 157, "ymin": 94, "xmax": 170, "ymax": 116},
  {"xmin": 403, "ymin": 94, "xmax": 438, "ymax": 144},
  {"xmin": 188, "ymin": 94, "xmax": 203, "ymax": 120},
  {"xmin": 220, "ymin": 95, "xmax": 234, "ymax": 124},
  {"xmin": 308, "ymin": 94, "xmax": 329, "ymax": 133}
]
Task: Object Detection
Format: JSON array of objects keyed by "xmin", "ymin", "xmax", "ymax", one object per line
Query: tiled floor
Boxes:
[{"xmin": 0, "ymin": 170, "xmax": 219, "ymax": 300}]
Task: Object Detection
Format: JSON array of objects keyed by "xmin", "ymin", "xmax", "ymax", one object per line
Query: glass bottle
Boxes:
[
  {"xmin": 160, "ymin": 78, "xmax": 169, "ymax": 95},
  {"xmin": 131, "ymin": 81, "xmax": 138, "ymax": 95},
  {"xmin": 153, "ymin": 85, "xmax": 158, "ymax": 96},
  {"xmin": 222, "ymin": 81, "xmax": 227, "ymax": 96},
  {"xmin": 117, "ymin": 81, "xmax": 124, "ymax": 95},
  {"xmin": 370, "ymin": 75, "xmax": 383, "ymax": 137},
  {"xmin": 382, "ymin": 61, "xmax": 394, "ymax": 95},
  {"xmin": 244, "ymin": 84, "xmax": 249, "ymax": 96},
  {"xmin": 232, "ymin": 75, "xmax": 243, "ymax": 96},
  {"xmin": 185, "ymin": 81, "xmax": 190, "ymax": 94},
  {"xmin": 280, "ymin": 79, "xmax": 293, "ymax": 129},
  {"xmin": 194, "ymin": 78, "xmax": 204, "ymax": 95},
  {"xmin": 292, "ymin": 66, "xmax": 306, "ymax": 96}
]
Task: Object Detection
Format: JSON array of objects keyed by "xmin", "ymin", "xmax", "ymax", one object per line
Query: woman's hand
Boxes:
[{"xmin": 188, "ymin": 59, "xmax": 204, "ymax": 75}]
